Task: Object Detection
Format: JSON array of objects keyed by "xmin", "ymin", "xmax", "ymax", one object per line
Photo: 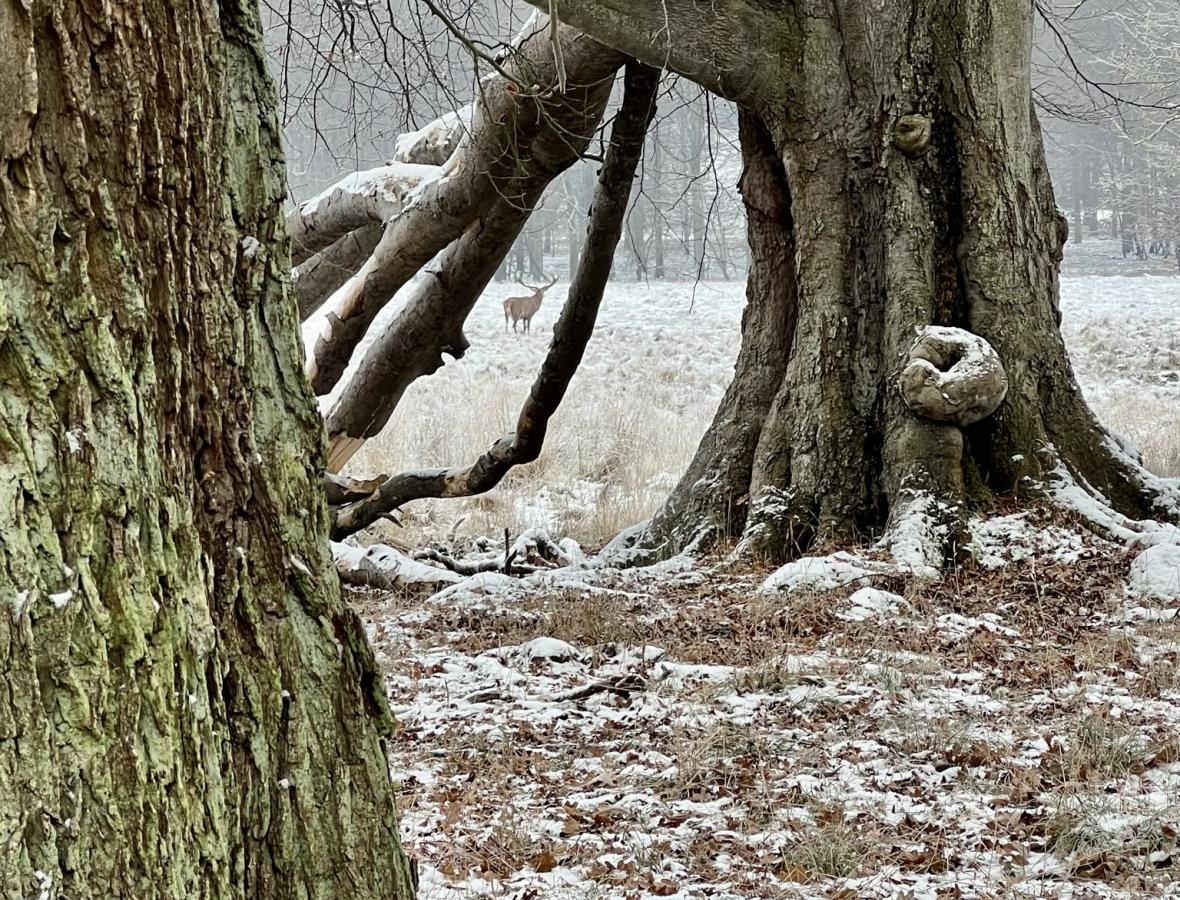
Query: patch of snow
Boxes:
[
  {"xmin": 967, "ymin": 512, "xmax": 1093, "ymax": 569},
  {"xmin": 506, "ymin": 637, "xmax": 580, "ymax": 664},
  {"xmin": 838, "ymin": 587, "xmax": 909, "ymax": 622},
  {"xmin": 760, "ymin": 551, "xmax": 887, "ymax": 594},
  {"xmin": 937, "ymin": 612, "xmax": 1018, "ymax": 640},
  {"xmin": 332, "ymin": 541, "xmax": 462, "ymax": 588},
  {"xmin": 1128, "ymin": 542, "xmax": 1180, "ymax": 602}
]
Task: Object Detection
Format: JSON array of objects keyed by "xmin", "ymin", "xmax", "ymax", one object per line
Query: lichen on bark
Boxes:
[{"xmin": 0, "ymin": 2, "xmax": 412, "ymax": 897}]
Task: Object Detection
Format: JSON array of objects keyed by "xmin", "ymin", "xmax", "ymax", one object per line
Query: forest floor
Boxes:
[
  {"xmin": 355, "ymin": 507, "xmax": 1180, "ymax": 899},
  {"xmin": 334, "ymin": 237, "xmax": 1180, "ymax": 898}
]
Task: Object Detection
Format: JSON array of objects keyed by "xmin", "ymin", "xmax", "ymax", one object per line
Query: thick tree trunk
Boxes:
[
  {"xmin": 0, "ymin": 2, "xmax": 412, "ymax": 897},
  {"xmin": 617, "ymin": 111, "xmax": 797, "ymax": 561},
  {"xmin": 585, "ymin": 0, "xmax": 1180, "ymax": 569}
]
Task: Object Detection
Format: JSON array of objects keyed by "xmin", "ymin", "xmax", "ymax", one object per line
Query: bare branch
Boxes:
[
  {"xmin": 524, "ymin": 0, "xmax": 789, "ymax": 109},
  {"xmin": 330, "ymin": 61, "xmax": 661, "ymax": 537},
  {"xmin": 305, "ymin": 20, "xmax": 624, "ymax": 395}
]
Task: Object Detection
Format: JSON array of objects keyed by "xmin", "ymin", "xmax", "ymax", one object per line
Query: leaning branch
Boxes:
[
  {"xmin": 525, "ymin": 0, "xmax": 788, "ymax": 110},
  {"xmin": 293, "ymin": 224, "xmax": 383, "ymax": 320},
  {"xmin": 288, "ymin": 163, "xmax": 440, "ymax": 267},
  {"xmin": 330, "ymin": 62, "xmax": 661, "ymax": 538},
  {"xmin": 304, "ymin": 21, "xmax": 625, "ymax": 395}
]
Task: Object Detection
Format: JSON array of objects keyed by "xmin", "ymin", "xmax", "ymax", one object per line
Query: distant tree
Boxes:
[{"xmin": 0, "ymin": 2, "xmax": 413, "ymax": 896}]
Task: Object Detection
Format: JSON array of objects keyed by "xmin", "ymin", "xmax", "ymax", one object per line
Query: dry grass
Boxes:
[
  {"xmin": 371, "ymin": 547, "xmax": 1180, "ymax": 898},
  {"xmin": 1091, "ymin": 392, "xmax": 1180, "ymax": 477},
  {"xmin": 348, "ymin": 366, "xmax": 710, "ymax": 550}
]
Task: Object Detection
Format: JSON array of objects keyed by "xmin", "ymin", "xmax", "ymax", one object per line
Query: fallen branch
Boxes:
[
  {"xmin": 331, "ymin": 542, "xmax": 462, "ymax": 589},
  {"xmin": 330, "ymin": 62, "xmax": 660, "ymax": 536},
  {"xmin": 413, "ymin": 548, "xmax": 539, "ymax": 577}
]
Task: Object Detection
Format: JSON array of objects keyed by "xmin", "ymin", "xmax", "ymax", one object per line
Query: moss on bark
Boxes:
[{"xmin": 0, "ymin": 2, "xmax": 412, "ymax": 897}]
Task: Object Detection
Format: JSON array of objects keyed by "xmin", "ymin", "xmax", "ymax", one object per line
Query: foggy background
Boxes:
[{"xmin": 263, "ymin": 0, "xmax": 1180, "ymax": 282}]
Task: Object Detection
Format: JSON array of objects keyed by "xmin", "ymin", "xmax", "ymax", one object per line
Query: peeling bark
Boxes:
[{"xmin": 0, "ymin": 2, "xmax": 411, "ymax": 896}]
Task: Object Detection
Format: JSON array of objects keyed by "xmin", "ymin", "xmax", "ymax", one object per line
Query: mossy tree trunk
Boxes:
[
  {"xmin": 0, "ymin": 2, "xmax": 412, "ymax": 897},
  {"xmin": 543, "ymin": 0, "xmax": 1180, "ymax": 569}
]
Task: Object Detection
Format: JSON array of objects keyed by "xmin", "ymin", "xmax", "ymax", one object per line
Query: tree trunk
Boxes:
[
  {"xmin": 0, "ymin": 2, "xmax": 412, "ymax": 897},
  {"xmin": 567, "ymin": 0, "xmax": 1180, "ymax": 569}
]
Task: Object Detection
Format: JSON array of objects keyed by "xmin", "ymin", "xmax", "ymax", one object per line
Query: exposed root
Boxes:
[
  {"xmin": 876, "ymin": 487, "xmax": 961, "ymax": 579},
  {"xmin": 1045, "ymin": 460, "xmax": 1180, "ymax": 548},
  {"xmin": 729, "ymin": 487, "xmax": 815, "ymax": 564}
]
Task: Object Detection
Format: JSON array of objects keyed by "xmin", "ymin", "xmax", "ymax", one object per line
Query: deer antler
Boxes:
[{"xmin": 517, "ymin": 275, "xmax": 559, "ymax": 293}]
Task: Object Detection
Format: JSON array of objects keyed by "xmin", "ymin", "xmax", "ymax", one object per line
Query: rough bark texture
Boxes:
[
  {"xmin": 538, "ymin": 0, "xmax": 790, "ymax": 106},
  {"xmin": 0, "ymin": 2, "xmax": 412, "ymax": 897},
  {"xmin": 618, "ymin": 111, "xmax": 798, "ymax": 561},
  {"xmin": 331, "ymin": 62, "xmax": 660, "ymax": 537},
  {"xmin": 591, "ymin": 0, "xmax": 1180, "ymax": 568}
]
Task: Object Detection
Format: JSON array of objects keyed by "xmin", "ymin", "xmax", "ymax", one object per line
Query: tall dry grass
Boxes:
[
  {"xmin": 349, "ymin": 365, "xmax": 713, "ymax": 550},
  {"xmin": 1089, "ymin": 393, "xmax": 1180, "ymax": 478}
]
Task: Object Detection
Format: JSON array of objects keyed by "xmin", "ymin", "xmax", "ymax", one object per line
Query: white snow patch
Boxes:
[
  {"xmin": 332, "ymin": 541, "xmax": 463, "ymax": 588},
  {"xmin": 760, "ymin": 552, "xmax": 886, "ymax": 594},
  {"xmin": 838, "ymin": 587, "xmax": 910, "ymax": 622},
  {"xmin": 1128, "ymin": 542, "xmax": 1180, "ymax": 602},
  {"xmin": 506, "ymin": 637, "xmax": 580, "ymax": 664},
  {"xmin": 967, "ymin": 512, "xmax": 1093, "ymax": 568}
]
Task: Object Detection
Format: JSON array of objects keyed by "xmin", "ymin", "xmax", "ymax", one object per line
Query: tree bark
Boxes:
[
  {"xmin": 610, "ymin": 110, "xmax": 798, "ymax": 561},
  {"xmin": 0, "ymin": 2, "xmax": 412, "ymax": 897},
  {"xmin": 586, "ymin": 0, "xmax": 1180, "ymax": 569}
]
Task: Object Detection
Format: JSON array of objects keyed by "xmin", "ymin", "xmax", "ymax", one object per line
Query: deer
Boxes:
[{"xmin": 502, "ymin": 276, "xmax": 558, "ymax": 334}]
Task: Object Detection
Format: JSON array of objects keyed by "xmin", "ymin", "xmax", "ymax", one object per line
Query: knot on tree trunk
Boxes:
[
  {"xmin": 893, "ymin": 114, "xmax": 932, "ymax": 157},
  {"xmin": 899, "ymin": 326, "xmax": 1008, "ymax": 426}
]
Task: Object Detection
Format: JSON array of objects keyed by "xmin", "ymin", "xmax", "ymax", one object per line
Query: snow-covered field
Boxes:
[
  {"xmin": 326, "ymin": 239, "xmax": 1180, "ymax": 550},
  {"xmin": 318, "ymin": 239, "xmax": 1180, "ymax": 898}
]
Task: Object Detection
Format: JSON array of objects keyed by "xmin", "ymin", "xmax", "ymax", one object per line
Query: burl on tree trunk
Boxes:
[
  {"xmin": 0, "ymin": 1, "xmax": 412, "ymax": 896},
  {"xmin": 538, "ymin": 0, "xmax": 1180, "ymax": 570}
]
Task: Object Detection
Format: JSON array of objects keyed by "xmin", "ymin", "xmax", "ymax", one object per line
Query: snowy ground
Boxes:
[
  {"xmin": 314, "ymin": 238, "xmax": 1180, "ymax": 549},
  {"xmin": 318, "ymin": 238, "xmax": 1180, "ymax": 898},
  {"xmin": 356, "ymin": 509, "xmax": 1180, "ymax": 899}
]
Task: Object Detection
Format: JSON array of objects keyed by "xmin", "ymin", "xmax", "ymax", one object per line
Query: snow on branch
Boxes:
[
  {"xmin": 303, "ymin": 20, "xmax": 624, "ymax": 397},
  {"xmin": 288, "ymin": 163, "xmax": 441, "ymax": 267}
]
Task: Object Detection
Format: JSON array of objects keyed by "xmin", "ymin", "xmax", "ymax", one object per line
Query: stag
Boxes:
[{"xmin": 503, "ymin": 276, "xmax": 558, "ymax": 334}]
